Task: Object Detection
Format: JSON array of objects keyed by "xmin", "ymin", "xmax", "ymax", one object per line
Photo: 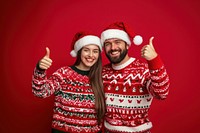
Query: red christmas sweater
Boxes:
[
  {"xmin": 102, "ymin": 56, "xmax": 170, "ymax": 133},
  {"xmin": 32, "ymin": 66, "xmax": 102, "ymax": 133}
]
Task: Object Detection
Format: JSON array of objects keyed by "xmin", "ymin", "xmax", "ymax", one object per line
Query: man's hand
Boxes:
[
  {"xmin": 39, "ymin": 47, "xmax": 53, "ymax": 70},
  {"xmin": 141, "ymin": 37, "xmax": 158, "ymax": 60}
]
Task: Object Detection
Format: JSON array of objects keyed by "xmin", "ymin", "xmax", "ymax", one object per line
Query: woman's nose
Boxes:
[{"xmin": 89, "ymin": 51, "xmax": 94, "ymax": 57}]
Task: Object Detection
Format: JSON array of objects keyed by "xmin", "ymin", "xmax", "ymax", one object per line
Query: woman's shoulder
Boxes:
[{"xmin": 55, "ymin": 66, "xmax": 74, "ymax": 74}]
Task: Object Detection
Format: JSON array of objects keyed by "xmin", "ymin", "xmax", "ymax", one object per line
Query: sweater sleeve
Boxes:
[
  {"xmin": 146, "ymin": 55, "xmax": 170, "ymax": 100},
  {"xmin": 32, "ymin": 67, "xmax": 63, "ymax": 98}
]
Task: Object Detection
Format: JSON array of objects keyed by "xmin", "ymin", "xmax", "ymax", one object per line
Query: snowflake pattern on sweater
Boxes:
[
  {"xmin": 32, "ymin": 66, "xmax": 102, "ymax": 133},
  {"xmin": 102, "ymin": 56, "xmax": 170, "ymax": 133}
]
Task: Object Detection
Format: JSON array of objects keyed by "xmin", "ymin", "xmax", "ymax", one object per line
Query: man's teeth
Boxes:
[{"xmin": 111, "ymin": 51, "xmax": 119, "ymax": 55}]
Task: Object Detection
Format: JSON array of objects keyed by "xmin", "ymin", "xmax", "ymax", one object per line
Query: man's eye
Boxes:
[{"xmin": 104, "ymin": 43, "xmax": 110, "ymax": 47}]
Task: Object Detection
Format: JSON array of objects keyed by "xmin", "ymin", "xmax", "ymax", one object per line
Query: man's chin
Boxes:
[
  {"xmin": 109, "ymin": 58, "xmax": 121, "ymax": 64},
  {"xmin": 106, "ymin": 54, "xmax": 123, "ymax": 64}
]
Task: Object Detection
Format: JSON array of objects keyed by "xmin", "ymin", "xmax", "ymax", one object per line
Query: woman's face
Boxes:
[{"xmin": 78, "ymin": 44, "xmax": 100, "ymax": 70}]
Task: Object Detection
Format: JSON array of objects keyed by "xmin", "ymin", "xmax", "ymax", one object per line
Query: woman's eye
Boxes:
[
  {"xmin": 93, "ymin": 50, "xmax": 99, "ymax": 53},
  {"xmin": 83, "ymin": 49, "xmax": 89, "ymax": 52}
]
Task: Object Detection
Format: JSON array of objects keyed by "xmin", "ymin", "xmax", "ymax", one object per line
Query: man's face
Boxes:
[{"xmin": 104, "ymin": 38, "xmax": 129, "ymax": 64}]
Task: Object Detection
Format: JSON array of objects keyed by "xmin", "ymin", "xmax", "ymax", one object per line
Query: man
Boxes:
[{"xmin": 101, "ymin": 22, "xmax": 170, "ymax": 133}]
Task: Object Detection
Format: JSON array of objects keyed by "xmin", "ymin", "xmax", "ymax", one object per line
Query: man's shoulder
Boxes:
[
  {"xmin": 103, "ymin": 63, "xmax": 112, "ymax": 68},
  {"xmin": 102, "ymin": 63, "xmax": 112, "ymax": 71},
  {"xmin": 131, "ymin": 58, "xmax": 148, "ymax": 67}
]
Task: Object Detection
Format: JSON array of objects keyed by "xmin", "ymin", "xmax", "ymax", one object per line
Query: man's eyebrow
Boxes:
[{"xmin": 104, "ymin": 41, "xmax": 110, "ymax": 43}]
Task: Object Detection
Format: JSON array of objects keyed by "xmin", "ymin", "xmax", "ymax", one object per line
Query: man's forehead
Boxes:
[{"xmin": 104, "ymin": 38, "xmax": 124, "ymax": 43}]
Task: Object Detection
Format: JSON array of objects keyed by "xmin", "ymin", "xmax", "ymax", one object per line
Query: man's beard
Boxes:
[{"xmin": 106, "ymin": 48, "xmax": 128, "ymax": 64}]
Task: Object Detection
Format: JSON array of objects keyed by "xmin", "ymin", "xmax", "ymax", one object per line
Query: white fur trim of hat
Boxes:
[
  {"xmin": 70, "ymin": 35, "xmax": 102, "ymax": 57},
  {"xmin": 101, "ymin": 29, "xmax": 143, "ymax": 46}
]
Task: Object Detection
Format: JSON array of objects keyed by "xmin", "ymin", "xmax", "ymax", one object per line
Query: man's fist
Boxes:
[{"xmin": 141, "ymin": 37, "xmax": 158, "ymax": 60}]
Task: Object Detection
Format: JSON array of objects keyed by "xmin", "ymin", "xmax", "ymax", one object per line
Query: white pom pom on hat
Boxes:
[
  {"xmin": 133, "ymin": 35, "xmax": 143, "ymax": 45},
  {"xmin": 101, "ymin": 21, "xmax": 143, "ymax": 46},
  {"xmin": 70, "ymin": 50, "xmax": 77, "ymax": 57},
  {"xmin": 70, "ymin": 31, "xmax": 102, "ymax": 57}
]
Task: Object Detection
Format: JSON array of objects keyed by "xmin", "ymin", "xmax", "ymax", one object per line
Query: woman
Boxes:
[{"xmin": 32, "ymin": 31, "xmax": 106, "ymax": 133}]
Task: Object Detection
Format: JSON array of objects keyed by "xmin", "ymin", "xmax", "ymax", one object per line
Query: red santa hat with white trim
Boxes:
[
  {"xmin": 70, "ymin": 31, "xmax": 102, "ymax": 57},
  {"xmin": 101, "ymin": 21, "xmax": 143, "ymax": 46}
]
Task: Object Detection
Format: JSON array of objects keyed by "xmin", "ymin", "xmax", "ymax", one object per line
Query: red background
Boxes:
[{"xmin": 0, "ymin": 0, "xmax": 200, "ymax": 133}]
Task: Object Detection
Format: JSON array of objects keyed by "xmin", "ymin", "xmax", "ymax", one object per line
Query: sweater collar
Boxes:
[
  {"xmin": 112, "ymin": 57, "xmax": 135, "ymax": 70},
  {"xmin": 70, "ymin": 66, "xmax": 90, "ymax": 76}
]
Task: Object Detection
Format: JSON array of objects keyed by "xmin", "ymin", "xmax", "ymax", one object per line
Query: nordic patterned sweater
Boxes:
[
  {"xmin": 32, "ymin": 66, "xmax": 102, "ymax": 133},
  {"xmin": 102, "ymin": 56, "xmax": 170, "ymax": 133}
]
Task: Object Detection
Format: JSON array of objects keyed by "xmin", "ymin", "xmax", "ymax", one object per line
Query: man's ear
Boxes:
[{"xmin": 126, "ymin": 44, "xmax": 130, "ymax": 50}]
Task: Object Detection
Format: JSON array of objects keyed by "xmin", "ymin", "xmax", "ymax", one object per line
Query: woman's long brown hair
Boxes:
[{"xmin": 73, "ymin": 48, "xmax": 106, "ymax": 124}]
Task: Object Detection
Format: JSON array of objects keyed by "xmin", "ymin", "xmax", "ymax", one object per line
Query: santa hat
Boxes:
[
  {"xmin": 70, "ymin": 31, "xmax": 102, "ymax": 57},
  {"xmin": 101, "ymin": 22, "xmax": 143, "ymax": 46}
]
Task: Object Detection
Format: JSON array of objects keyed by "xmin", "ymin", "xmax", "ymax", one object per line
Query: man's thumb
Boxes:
[
  {"xmin": 45, "ymin": 47, "xmax": 50, "ymax": 57},
  {"xmin": 149, "ymin": 37, "xmax": 155, "ymax": 49}
]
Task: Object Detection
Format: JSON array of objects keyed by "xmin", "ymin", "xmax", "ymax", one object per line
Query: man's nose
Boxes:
[{"xmin": 111, "ymin": 43, "xmax": 117, "ymax": 50}]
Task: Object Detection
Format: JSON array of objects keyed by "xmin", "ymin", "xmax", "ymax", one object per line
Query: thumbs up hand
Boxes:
[
  {"xmin": 39, "ymin": 47, "xmax": 53, "ymax": 70},
  {"xmin": 141, "ymin": 37, "xmax": 158, "ymax": 60}
]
